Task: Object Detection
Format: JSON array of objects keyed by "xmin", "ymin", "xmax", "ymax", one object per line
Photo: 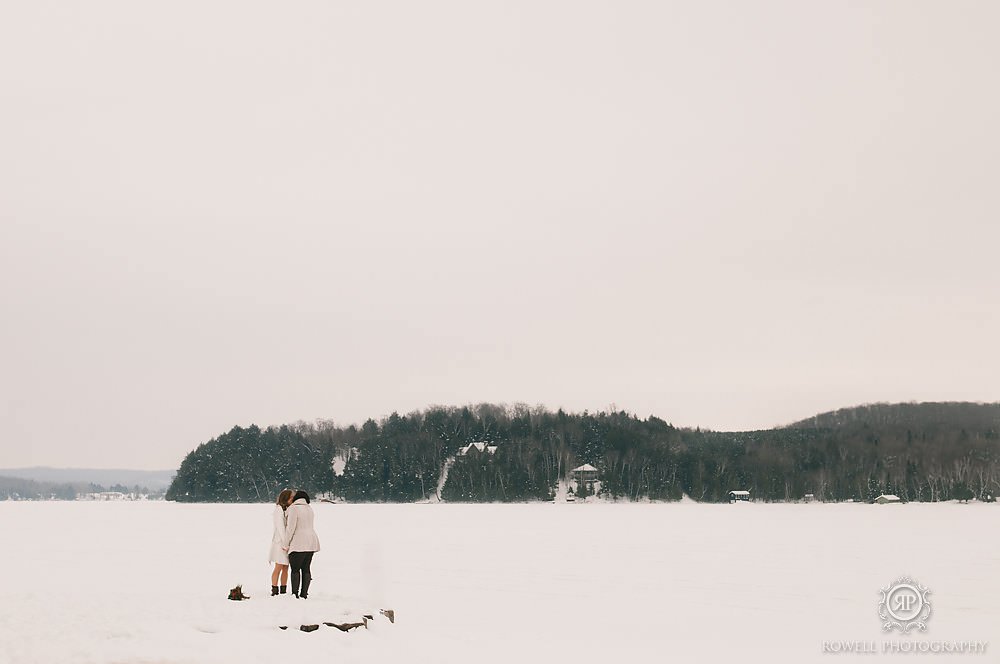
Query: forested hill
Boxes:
[
  {"xmin": 165, "ymin": 402, "xmax": 1000, "ymax": 504},
  {"xmin": 789, "ymin": 402, "xmax": 1000, "ymax": 430}
]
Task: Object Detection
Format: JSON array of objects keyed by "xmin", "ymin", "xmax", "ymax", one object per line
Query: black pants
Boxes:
[{"xmin": 288, "ymin": 551, "xmax": 315, "ymax": 598}]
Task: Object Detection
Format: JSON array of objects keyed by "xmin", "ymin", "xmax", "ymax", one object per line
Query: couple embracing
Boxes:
[{"xmin": 269, "ymin": 489, "xmax": 321, "ymax": 599}]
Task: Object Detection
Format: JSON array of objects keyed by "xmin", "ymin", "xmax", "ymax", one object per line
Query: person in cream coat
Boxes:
[
  {"xmin": 268, "ymin": 489, "xmax": 294, "ymax": 595},
  {"xmin": 282, "ymin": 490, "xmax": 321, "ymax": 599}
]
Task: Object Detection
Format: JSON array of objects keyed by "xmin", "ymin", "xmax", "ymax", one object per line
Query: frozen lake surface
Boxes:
[{"xmin": 0, "ymin": 501, "xmax": 996, "ymax": 663}]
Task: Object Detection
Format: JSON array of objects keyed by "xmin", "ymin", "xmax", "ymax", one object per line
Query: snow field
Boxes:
[{"xmin": 0, "ymin": 501, "xmax": 996, "ymax": 663}]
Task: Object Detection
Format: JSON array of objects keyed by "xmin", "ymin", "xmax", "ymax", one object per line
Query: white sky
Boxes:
[{"xmin": 2, "ymin": 1, "xmax": 998, "ymax": 469}]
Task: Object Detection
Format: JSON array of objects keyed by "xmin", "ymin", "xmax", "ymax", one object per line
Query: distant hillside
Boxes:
[
  {"xmin": 0, "ymin": 467, "xmax": 176, "ymax": 490},
  {"xmin": 0, "ymin": 475, "xmax": 81, "ymax": 500},
  {"xmin": 167, "ymin": 402, "xmax": 1000, "ymax": 504},
  {"xmin": 0, "ymin": 473, "xmax": 169, "ymax": 500},
  {"xmin": 788, "ymin": 402, "xmax": 1000, "ymax": 430}
]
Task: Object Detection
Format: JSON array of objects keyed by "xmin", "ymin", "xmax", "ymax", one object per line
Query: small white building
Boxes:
[
  {"xmin": 874, "ymin": 494, "xmax": 902, "ymax": 504},
  {"xmin": 80, "ymin": 491, "xmax": 130, "ymax": 501},
  {"xmin": 728, "ymin": 490, "xmax": 750, "ymax": 503}
]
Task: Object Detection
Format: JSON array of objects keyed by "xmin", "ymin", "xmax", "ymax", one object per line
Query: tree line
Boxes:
[{"xmin": 165, "ymin": 402, "xmax": 1000, "ymax": 503}]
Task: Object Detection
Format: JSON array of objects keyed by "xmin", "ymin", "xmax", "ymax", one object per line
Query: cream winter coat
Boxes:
[
  {"xmin": 282, "ymin": 499, "xmax": 321, "ymax": 553},
  {"xmin": 268, "ymin": 506, "xmax": 289, "ymax": 564}
]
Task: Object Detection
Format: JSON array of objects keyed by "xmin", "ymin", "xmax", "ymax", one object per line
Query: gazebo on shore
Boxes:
[{"xmin": 571, "ymin": 464, "xmax": 599, "ymax": 483}]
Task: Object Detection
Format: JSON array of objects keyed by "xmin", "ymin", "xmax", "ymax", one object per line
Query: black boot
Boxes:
[
  {"xmin": 300, "ymin": 576, "xmax": 311, "ymax": 600},
  {"xmin": 279, "ymin": 585, "xmax": 287, "ymax": 595}
]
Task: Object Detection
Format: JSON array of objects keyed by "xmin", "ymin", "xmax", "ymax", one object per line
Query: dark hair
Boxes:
[
  {"xmin": 292, "ymin": 490, "xmax": 311, "ymax": 504},
  {"xmin": 276, "ymin": 489, "xmax": 294, "ymax": 510}
]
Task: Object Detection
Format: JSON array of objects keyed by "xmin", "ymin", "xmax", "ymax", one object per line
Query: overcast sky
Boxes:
[{"xmin": 1, "ymin": 1, "xmax": 998, "ymax": 470}]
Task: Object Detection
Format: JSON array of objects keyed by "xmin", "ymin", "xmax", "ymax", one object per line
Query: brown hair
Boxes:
[{"xmin": 276, "ymin": 489, "xmax": 294, "ymax": 510}]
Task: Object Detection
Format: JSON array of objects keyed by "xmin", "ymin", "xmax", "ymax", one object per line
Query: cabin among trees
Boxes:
[
  {"xmin": 728, "ymin": 490, "xmax": 750, "ymax": 503},
  {"xmin": 457, "ymin": 442, "xmax": 498, "ymax": 456},
  {"xmin": 874, "ymin": 494, "xmax": 901, "ymax": 504},
  {"xmin": 569, "ymin": 463, "xmax": 600, "ymax": 500}
]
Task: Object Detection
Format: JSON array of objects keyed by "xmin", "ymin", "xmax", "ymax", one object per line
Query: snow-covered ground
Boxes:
[{"xmin": 1, "ymin": 501, "xmax": 996, "ymax": 663}]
